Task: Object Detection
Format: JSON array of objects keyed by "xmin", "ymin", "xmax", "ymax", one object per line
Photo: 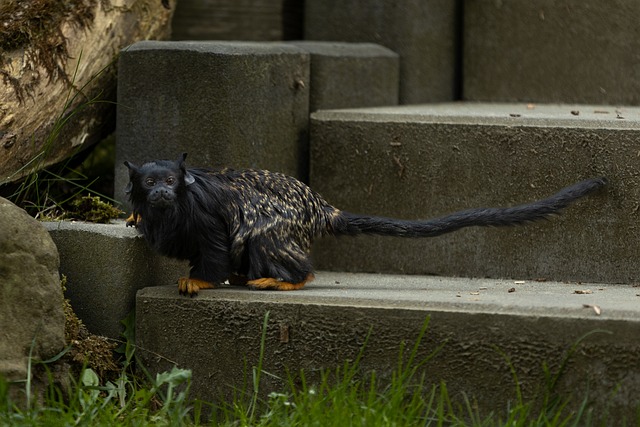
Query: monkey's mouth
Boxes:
[{"xmin": 148, "ymin": 194, "xmax": 175, "ymax": 208}]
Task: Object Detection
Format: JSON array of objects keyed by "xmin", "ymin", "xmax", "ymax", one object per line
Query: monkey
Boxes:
[{"xmin": 124, "ymin": 153, "xmax": 606, "ymax": 296}]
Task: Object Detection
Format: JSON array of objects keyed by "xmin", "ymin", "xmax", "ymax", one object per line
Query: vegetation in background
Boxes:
[
  {"xmin": 1, "ymin": 0, "xmax": 120, "ymax": 220},
  {"xmin": 3, "ymin": 133, "xmax": 120, "ymax": 221},
  {"xmin": 0, "ymin": 47, "xmax": 119, "ymax": 220}
]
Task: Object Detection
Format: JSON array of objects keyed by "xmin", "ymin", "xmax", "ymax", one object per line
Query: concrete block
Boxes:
[
  {"xmin": 172, "ymin": 0, "xmax": 304, "ymax": 41},
  {"xmin": 115, "ymin": 41, "xmax": 310, "ymax": 206},
  {"xmin": 309, "ymin": 103, "xmax": 639, "ymax": 283},
  {"xmin": 464, "ymin": 1, "xmax": 640, "ymax": 104},
  {"xmin": 289, "ymin": 42, "xmax": 399, "ymax": 111},
  {"xmin": 304, "ymin": 0, "xmax": 460, "ymax": 104},
  {"xmin": 44, "ymin": 221, "xmax": 188, "ymax": 338},
  {"xmin": 136, "ymin": 272, "xmax": 640, "ymax": 421}
]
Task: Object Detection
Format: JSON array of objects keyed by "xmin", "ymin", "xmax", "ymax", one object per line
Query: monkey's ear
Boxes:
[
  {"xmin": 184, "ymin": 171, "xmax": 195, "ymax": 186},
  {"xmin": 123, "ymin": 161, "xmax": 139, "ymax": 194},
  {"xmin": 176, "ymin": 153, "xmax": 195, "ymax": 185},
  {"xmin": 124, "ymin": 160, "xmax": 139, "ymax": 174},
  {"xmin": 178, "ymin": 153, "xmax": 188, "ymax": 166}
]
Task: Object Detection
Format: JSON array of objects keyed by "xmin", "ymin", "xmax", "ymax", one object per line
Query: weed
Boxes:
[{"xmin": 0, "ymin": 305, "xmax": 193, "ymax": 426}]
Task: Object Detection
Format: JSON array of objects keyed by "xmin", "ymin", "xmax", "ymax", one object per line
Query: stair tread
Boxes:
[
  {"xmin": 312, "ymin": 102, "xmax": 640, "ymax": 128},
  {"xmin": 138, "ymin": 271, "xmax": 637, "ymax": 321}
]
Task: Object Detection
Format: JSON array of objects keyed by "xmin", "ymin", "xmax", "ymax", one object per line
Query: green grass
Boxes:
[{"xmin": 0, "ymin": 315, "xmax": 628, "ymax": 426}]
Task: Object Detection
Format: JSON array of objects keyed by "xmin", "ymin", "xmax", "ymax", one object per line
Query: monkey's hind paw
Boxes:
[
  {"xmin": 247, "ymin": 274, "xmax": 314, "ymax": 291},
  {"xmin": 125, "ymin": 213, "xmax": 141, "ymax": 227},
  {"xmin": 178, "ymin": 277, "xmax": 217, "ymax": 296}
]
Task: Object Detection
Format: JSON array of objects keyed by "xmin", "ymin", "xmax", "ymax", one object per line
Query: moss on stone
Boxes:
[
  {"xmin": 61, "ymin": 194, "xmax": 123, "ymax": 223},
  {"xmin": 61, "ymin": 275, "xmax": 119, "ymax": 379}
]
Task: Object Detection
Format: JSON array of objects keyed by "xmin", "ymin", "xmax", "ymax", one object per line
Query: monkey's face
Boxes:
[
  {"xmin": 124, "ymin": 153, "xmax": 195, "ymax": 210},
  {"xmin": 138, "ymin": 167, "xmax": 180, "ymax": 208}
]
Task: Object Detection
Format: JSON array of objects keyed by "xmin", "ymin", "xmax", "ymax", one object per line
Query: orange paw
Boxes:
[
  {"xmin": 178, "ymin": 277, "xmax": 217, "ymax": 296},
  {"xmin": 247, "ymin": 273, "xmax": 314, "ymax": 291},
  {"xmin": 126, "ymin": 213, "xmax": 141, "ymax": 227}
]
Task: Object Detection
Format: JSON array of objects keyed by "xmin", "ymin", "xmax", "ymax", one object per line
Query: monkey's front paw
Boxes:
[
  {"xmin": 178, "ymin": 277, "xmax": 217, "ymax": 296},
  {"xmin": 125, "ymin": 213, "xmax": 141, "ymax": 227}
]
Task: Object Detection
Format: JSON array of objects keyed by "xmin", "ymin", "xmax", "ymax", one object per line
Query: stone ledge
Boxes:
[
  {"xmin": 115, "ymin": 40, "xmax": 310, "ymax": 205},
  {"xmin": 44, "ymin": 220, "xmax": 188, "ymax": 338},
  {"xmin": 140, "ymin": 271, "xmax": 639, "ymax": 320},
  {"xmin": 463, "ymin": 1, "xmax": 640, "ymax": 105},
  {"xmin": 289, "ymin": 41, "xmax": 399, "ymax": 111},
  {"xmin": 309, "ymin": 102, "xmax": 638, "ymax": 282},
  {"xmin": 136, "ymin": 272, "xmax": 640, "ymax": 420}
]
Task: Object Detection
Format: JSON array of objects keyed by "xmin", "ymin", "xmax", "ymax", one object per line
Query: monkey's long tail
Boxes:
[{"xmin": 332, "ymin": 177, "xmax": 607, "ymax": 238}]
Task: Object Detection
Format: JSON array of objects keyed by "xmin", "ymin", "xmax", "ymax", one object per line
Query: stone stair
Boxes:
[
  {"xmin": 310, "ymin": 103, "xmax": 637, "ymax": 283},
  {"xmin": 135, "ymin": 273, "xmax": 640, "ymax": 419},
  {"xmin": 48, "ymin": 0, "xmax": 640, "ymax": 421}
]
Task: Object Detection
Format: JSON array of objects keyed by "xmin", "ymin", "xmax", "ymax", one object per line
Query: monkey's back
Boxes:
[{"xmin": 191, "ymin": 168, "xmax": 340, "ymax": 260}]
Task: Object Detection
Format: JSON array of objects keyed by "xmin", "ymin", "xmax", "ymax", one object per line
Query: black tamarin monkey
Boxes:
[{"xmin": 124, "ymin": 153, "xmax": 606, "ymax": 296}]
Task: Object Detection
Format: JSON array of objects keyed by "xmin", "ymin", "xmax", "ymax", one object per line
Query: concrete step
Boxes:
[
  {"xmin": 171, "ymin": 0, "xmax": 304, "ymax": 42},
  {"xmin": 289, "ymin": 41, "xmax": 399, "ymax": 112},
  {"xmin": 44, "ymin": 220, "xmax": 188, "ymax": 339},
  {"xmin": 43, "ymin": 220, "xmax": 639, "ymax": 420},
  {"xmin": 464, "ymin": 1, "xmax": 640, "ymax": 104},
  {"xmin": 115, "ymin": 41, "xmax": 310, "ymax": 205},
  {"xmin": 310, "ymin": 102, "xmax": 638, "ymax": 283},
  {"xmin": 135, "ymin": 271, "xmax": 640, "ymax": 420},
  {"xmin": 115, "ymin": 40, "xmax": 400, "ymax": 204},
  {"xmin": 305, "ymin": 0, "xmax": 460, "ymax": 104}
]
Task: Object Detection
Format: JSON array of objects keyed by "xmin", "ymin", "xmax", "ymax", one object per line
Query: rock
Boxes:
[{"xmin": 0, "ymin": 197, "xmax": 65, "ymax": 404}]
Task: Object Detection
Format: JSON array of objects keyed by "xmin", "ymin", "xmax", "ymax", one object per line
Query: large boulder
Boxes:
[{"xmin": 0, "ymin": 197, "xmax": 64, "ymax": 402}]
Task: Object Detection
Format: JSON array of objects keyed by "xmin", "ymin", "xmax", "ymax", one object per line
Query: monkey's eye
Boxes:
[
  {"xmin": 145, "ymin": 178, "xmax": 156, "ymax": 187},
  {"xmin": 165, "ymin": 176, "xmax": 176, "ymax": 185}
]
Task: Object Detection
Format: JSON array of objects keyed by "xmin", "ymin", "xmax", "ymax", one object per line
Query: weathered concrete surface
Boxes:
[
  {"xmin": 304, "ymin": 0, "xmax": 460, "ymax": 104},
  {"xmin": 172, "ymin": 0, "xmax": 304, "ymax": 41},
  {"xmin": 310, "ymin": 103, "xmax": 638, "ymax": 283},
  {"xmin": 44, "ymin": 220, "xmax": 188, "ymax": 338},
  {"xmin": 115, "ymin": 41, "xmax": 310, "ymax": 206},
  {"xmin": 464, "ymin": 1, "xmax": 640, "ymax": 104},
  {"xmin": 136, "ymin": 272, "xmax": 640, "ymax": 421},
  {"xmin": 289, "ymin": 42, "xmax": 399, "ymax": 111}
]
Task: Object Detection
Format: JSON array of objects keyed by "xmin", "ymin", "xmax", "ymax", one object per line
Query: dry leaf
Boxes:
[{"xmin": 583, "ymin": 304, "xmax": 602, "ymax": 315}]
